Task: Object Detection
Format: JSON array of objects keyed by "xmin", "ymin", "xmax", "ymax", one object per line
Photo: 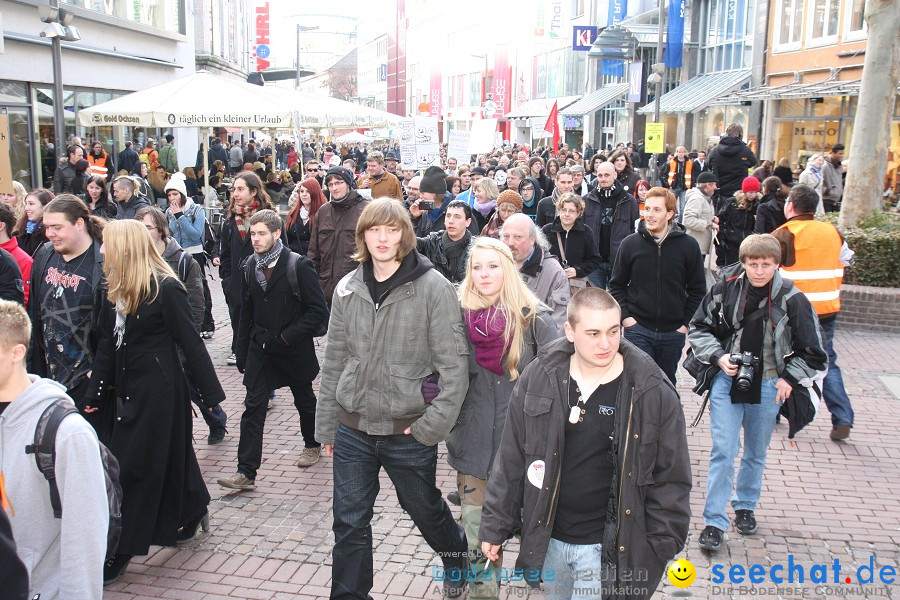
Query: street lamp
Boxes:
[
  {"xmin": 296, "ymin": 25, "xmax": 320, "ymax": 88},
  {"xmin": 39, "ymin": 1, "xmax": 81, "ymax": 164}
]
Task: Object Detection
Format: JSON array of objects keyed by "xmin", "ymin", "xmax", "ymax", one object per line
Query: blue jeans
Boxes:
[
  {"xmin": 331, "ymin": 424, "xmax": 467, "ymax": 600},
  {"xmin": 675, "ymin": 189, "xmax": 687, "ymax": 223},
  {"xmin": 587, "ymin": 261, "xmax": 612, "ymax": 289},
  {"xmin": 542, "ymin": 538, "xmax": 604, "ymax": 600},
  {"xmin": 623, "ymin": 323, "xmax": 686, "ymax": 386},
  {"xmin": 821, "ymin": 318, "xmax": 854, "ymax": 428},
  {"xmin": 703, "ymin": 373, "xmax": 781, "ymax": 532}
]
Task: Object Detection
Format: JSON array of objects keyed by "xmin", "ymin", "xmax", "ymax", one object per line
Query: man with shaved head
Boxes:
[{"xmin": 582, "ymin": 162, "xmax": 640, "ymax": 288}]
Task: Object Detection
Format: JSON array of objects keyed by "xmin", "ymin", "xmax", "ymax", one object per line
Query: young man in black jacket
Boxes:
[
  {"xmin": 609, "ymin": 187, "xmax": 706, "ymax": 385},
  {"xmin": 218, "ymin": 210, "xmax": 329, "ymax": 490},
  {"xmin": 708, "ymin": 122, "xmax": 757, "ymax": 199},
  {"xmin": 480, "ymin": 288, "xmax": 691, "ymax": 600}
]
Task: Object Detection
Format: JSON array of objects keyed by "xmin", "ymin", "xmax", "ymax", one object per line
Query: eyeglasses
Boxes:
[
  {"xmin": 145, "ymin": 225, "xmax": 157, "ymax": 231},
  {"xmin": 308, "ymin": 168, "xmax": 319, "ymax": 172}
]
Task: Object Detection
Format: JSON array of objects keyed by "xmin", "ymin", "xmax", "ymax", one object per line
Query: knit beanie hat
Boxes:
[
  {"xmin": 497, "ymin": 189, "xmax": 524, "ymax": 212},
  {"xmin": 696, "ymin": 171, "xmax": 718, "ymax": 184},
  {"xmin": 420, "ymin": 166, "xmax": 448, "ymax": 195},
  {"xmin": 165, "ymin": 172, "xmax": 188, "ymax": 198},
  {"xmin": 741, "ymin": 176, "xmax": 761, "ymax": 193},
  {"xmin": 325, "ymin": 166, "xmax": 355, "ymax": 190}
]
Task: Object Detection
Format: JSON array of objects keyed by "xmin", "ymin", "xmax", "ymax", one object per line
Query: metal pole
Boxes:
[
  {"xmin": 296, "ymin": 24, "xmax": 300, "ymax": 89},
  {"xmin": 50, "ymin": 0, "xmax": 66, "ymax": 164},
  {"xmin": 650, "ymin": 0, "xmax": 666, "ymax": 185}
]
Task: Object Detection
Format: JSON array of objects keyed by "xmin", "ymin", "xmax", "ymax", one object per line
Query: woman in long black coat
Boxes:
[{"xmin": 86, "ymin": 220, "xmax": 225, "ymax": 584}]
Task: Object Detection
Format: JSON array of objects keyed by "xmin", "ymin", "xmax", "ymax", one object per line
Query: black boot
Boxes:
[
  {"xmin": 103, "ymin": 553, "xmax": 133, "ymax": 585},
  {"xmin": 176, "ymin": 511, "xmax": 210, "ymax": 545}
]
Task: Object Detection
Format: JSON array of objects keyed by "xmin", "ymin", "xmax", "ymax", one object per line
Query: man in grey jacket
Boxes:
[
  {"xmin": 0, "ymin": 300, "xmax": 109, "ymax": 600},
  {"xmin": 821, "ymin": 143, "xmax": 844, "ymax": 212},
  {"xmin": 502, "ymin": 213, "xmax": 570, "ymax": 330},
  {"xmin": 316, "ymin": 198, "xmax": 470, "ymax": 599}
]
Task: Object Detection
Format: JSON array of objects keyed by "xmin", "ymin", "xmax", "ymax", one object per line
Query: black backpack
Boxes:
[
  {"xmin": 242, "ymin": 251, "xmax": 329, "ymax": 337},
  {"xmin": 25, "ymin": 399, "xmax": 123, "ymax": 560}
]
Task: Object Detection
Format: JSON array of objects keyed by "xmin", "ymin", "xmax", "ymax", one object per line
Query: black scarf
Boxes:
[
  {"xmin": 442, "ymin": 230, "xmax": 470, "ymax": 274},
  {"xmin": 732, "ymin": 282, "xmax": 770, "ymax": 404}
]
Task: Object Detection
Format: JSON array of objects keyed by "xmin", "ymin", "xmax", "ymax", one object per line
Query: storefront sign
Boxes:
[
  {"xmin": 430, "ymin": 68, "xmax": 442, "ymax": 118},
  {"xmin": 563, "ymin": 116, "xmax": 583, "ymax": 129},
  {"xmin": 573, "ymin": 26, "xmax": 597, "ymax": 51},
  {"xmin": 254, "ymin": 2, "xmax": 271, "ymax": 72},
  {"xmin": 627, "ymin": 62, "xmax": 644, "ymax": 103},
  {"xmin": 0, "ymin": 115, "xmax": 13, "ymax": 195},
  {"xmin": 533, "ymin": 0, "xmax": 568, "ymax": 39},
  {"xmin": 490, "ymin": 47, "xmax": 511, "ymax": 118},
  {"xmin": 645, "ymin": 122, "xmax": 666, "ymax": 154}
]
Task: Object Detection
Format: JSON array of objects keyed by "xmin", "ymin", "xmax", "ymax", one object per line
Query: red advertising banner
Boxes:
[
  {"xmin": 491, "ymin": 47, "xmax": 511, "ymax": 118},
  {"xmin": 429, "ymin": 68, "xmax": 442, "ymax": 118}
]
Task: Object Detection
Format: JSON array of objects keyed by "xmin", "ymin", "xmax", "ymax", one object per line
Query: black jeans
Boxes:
[
  {"xmin": 330, "ymin": 423, "xmax": 467, "ymax": 599},
  {"xmin": 237, "ymin": 375, "xmax": 318, "ymax": 480}
]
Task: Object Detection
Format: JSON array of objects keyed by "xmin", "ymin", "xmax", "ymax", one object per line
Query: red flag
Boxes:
[{"xmin": 543, "ymin": 101, "xmax": 560, "ymax": 155}]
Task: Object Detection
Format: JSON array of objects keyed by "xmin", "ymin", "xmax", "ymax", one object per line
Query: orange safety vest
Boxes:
[
  {"xmin": 776, "ymin": 219, "xmax": 844, "ymax": 317},
  {"xmin": 667, "ymin": 158, "xmax": 693, "ymax": 189},
  {"xmin": 87, "ymin": 153, "xmax": 110, "ymax": 178}
]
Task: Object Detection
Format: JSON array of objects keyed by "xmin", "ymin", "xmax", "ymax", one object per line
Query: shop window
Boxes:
[
  {"xmin": 779, "ymin": 98, "xmax": 806, "ymax": 117},
  {"xmin": 843, "ymin": 0, "xmax": 867, "ymax": 41},
  {"xmin": 0, "ymin": 81, "xmax": 27, "ymax": 104},
  {"xmin": 774, "ymin": 0, "xmax": 803, "ymax": 50},
  {"xmin": 808, "ymin": 0, "xmax": 840, "ymax": 45},
  {"xmin": 811, "ymin": 96, "xmax": 843, "ymax": 117}
]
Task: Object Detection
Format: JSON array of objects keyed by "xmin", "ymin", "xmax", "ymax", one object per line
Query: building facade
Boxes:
[{"xmin": 1, "ymin": 0, "xmax": 196, "ymax": 188}]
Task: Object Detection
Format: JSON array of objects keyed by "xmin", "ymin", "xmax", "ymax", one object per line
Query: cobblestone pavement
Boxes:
[{"xmin": 105, "ymin": 280, "xmax": 900, "ymax": 600}]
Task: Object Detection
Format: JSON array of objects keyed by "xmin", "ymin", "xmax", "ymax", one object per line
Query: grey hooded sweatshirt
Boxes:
[{"xmin": 0, "ymin": 376, "xmax": 108, "ymax": 600}]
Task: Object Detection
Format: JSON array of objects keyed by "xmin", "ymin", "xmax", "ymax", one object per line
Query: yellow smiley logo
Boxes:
[{"xmin": 667, "ymin": 558, "xmax": 696, "ymax": 588}]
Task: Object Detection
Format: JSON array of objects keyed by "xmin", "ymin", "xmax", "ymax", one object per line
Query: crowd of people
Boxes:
[{"xmin": 0, "ymin": 122, "xmax": 858, "ymax": 600}]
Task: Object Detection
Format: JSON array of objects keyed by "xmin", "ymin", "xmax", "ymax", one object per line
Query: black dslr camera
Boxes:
[{"xmin": 729, "ymin": 351, "xmax": 760, "ymax": 392}]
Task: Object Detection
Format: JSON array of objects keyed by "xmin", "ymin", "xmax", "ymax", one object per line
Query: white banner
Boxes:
[
  {"xmin": 467, "ymin": 119, "xmax": 498, "ymax": 154},
  {"xmin": 447, "ymin": 130, "xmax": 470, "ymax": 161}
]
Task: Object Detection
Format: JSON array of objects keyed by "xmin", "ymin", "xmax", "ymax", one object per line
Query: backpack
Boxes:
[
  {"xmin": 177, "ymin": 251, "xmax": 192, "ymax": 283},
  {"xmin": 25, "ymin": 399, "xmax": 123, "ymax": 560},
  {"xmin": 242, "ymin": 251, "xmax": 329, "ymax": 337}
]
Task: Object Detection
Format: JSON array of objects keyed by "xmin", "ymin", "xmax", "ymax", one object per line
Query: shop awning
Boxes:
[
  {"xmin": 506, "ymin": 96, "xmax": 580, "ymax": 119},
  {"xmin": 561, "ymin": 84, "xmax": 629, "ymax": 116},
  {"xmin": 709, "ymin": 76, "xmax": 899, "ymax": 103},
  {"xmin": 636, "ymin": 69, "xmax": 751, "ymax": 115}
]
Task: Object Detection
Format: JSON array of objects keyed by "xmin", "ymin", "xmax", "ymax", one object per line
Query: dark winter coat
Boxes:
[
  {"xmin": 479, "ymin": 337, "xmax": 692, "ymax": 600},
  {"xmin": 114, "ymin": 195, "xmax": 152, "ymax": 220},
  {"xmin": 118, "ymin": 147, "xmax": 140, "ymax": 176},
  {"xmin": 616, "ymin": 170, "xmax": 641, "ymax": 195},
  {"xmin": 208, "ymin": 141, "xmax": 229, "ymax": 166},
  {"xmin": 415, "ymin": 231, "xmax": 471, "ymax": 284},
  {"xmin": 307, "ymin": 191, "xmax": 370, "ymax": 301},
  {"xmin": 285, "ymin": 216, "xmax": 312, "ymax": 256},
  {"xmin": 716, "ymin": 197, "xmax": 758, "ymax": 266},
  {"xmin": 542, "ymin": 218, "xmax": 601, "ymax": 278},
  {"xmin": 582, "ymin": 180, "xmax": 640, "ymax": 265},
  {"xmin": 17, "ymin": 225, "xmax": 48, "ymax": 257},
  {"xmin": 708, "ymin": 136, "xmax": 757, "ymax": 198},
  {"xmin": 52, "ymin": 162, "xmax": 78, "ymax": 194},
  {"xmin": 754, "ymin": 194, "xmax": 787, "ymax": 234},
  {"xmin": 160, "ymin": 237, "xmax": 205, "ymax": 329},
  {"xmin": 85, "ymin": 277, "xmax": 225, "ymax": 555},
  {"xmin": 609, "ymin": 221, "xmax": 706, "ymax": 332},
  {"xmin": 218, "ymin": 216, "xmax": 254, "ymax": 306},
  {"xmin": 0, "ymin": 248, "xmax": 24, "ymax": 305},
  {"xmin": 446, "ymin": 309, "xmax": 559, "ymax": 480},
  {"xmin": 235, "ymin": 251, "xmax": 329, "ymax": 388},
  {"xmin": 773, "ymin": 166, "xmax": 794, "ymax": 187}
]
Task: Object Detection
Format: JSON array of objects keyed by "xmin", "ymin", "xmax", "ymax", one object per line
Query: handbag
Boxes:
[{"xmin": 556, "ymin": 232, "xmax": 591, "ymax": 292}]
